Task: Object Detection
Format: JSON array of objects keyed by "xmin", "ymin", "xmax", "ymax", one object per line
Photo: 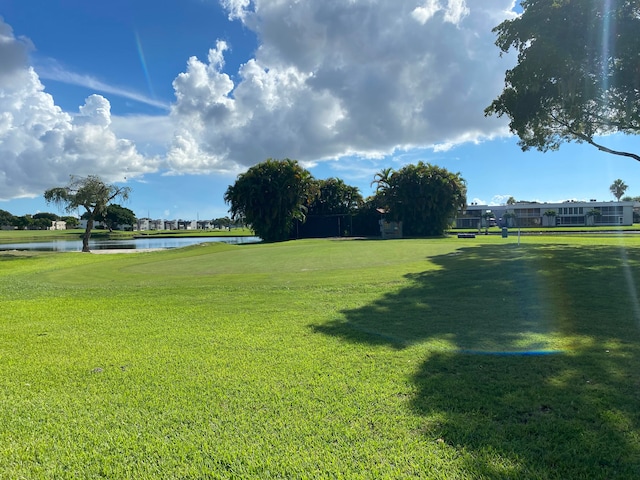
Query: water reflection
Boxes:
[{"xmin": 0, "ymin": 236, "xmax": 261, "ymax": 252}]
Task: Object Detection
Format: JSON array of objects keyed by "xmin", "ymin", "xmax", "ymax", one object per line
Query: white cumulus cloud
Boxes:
[
  {"xmin": 166, "ymin": 0, "xmax": 516, "ymax": 174},
  {"xmin": 412, "ymin": 0, "xmax": 470, "ymax": 25},
  {"xmin": 0, "ymin": 17, "xmax": 158, "ymax": 200}
]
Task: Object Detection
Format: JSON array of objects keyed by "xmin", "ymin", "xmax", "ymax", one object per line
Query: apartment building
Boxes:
[{"xmin": 457, "ymin": 201, "xmax": 635, "ymax": 229}]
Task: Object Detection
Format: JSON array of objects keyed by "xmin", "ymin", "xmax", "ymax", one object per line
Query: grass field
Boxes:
[{"xmin": 2, "ymin": 235, "xmax": 640, "ymax": 478}]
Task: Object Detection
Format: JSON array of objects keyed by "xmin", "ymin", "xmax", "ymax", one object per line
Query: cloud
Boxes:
[
  {"xmin": 1, "ymin": 1, "xmax": 521, "ymax": 199},
  {"xmin": 37, "ymin": 60, "xmax": 170, "ymax": 111},
  {"xmin": 489, "ymin": 194, "xmax": 512, "ymax": 206},
  {"xmin": 0, "ymin": 17, "xmax": 32, "ymax": 80},
  {"xmin": 412, "ymin": 0, "xmax": 470, "ymax": 25},
  {"xmin": 166, "ymin": 0, "xmax": 517, "ymax": 173},
  {"xmin": 0, "ymin": 17, "xmax": 158, "ymax": 200},
  {"xmin": 110, "ymin": 114, "xmax": 174, "ymax": 156}
]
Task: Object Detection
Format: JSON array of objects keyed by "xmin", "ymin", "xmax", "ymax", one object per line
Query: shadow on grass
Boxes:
[
  {"xmin": 315, "ymin": 243, "xmax": 640, "ymax": 349},
  {"xmin": 314, "ymin": 243, "xmax": 640, "ymax": 478},
  {"xmin": 0, "ymin": 253, "xmax": 41, "ymax": 262}
]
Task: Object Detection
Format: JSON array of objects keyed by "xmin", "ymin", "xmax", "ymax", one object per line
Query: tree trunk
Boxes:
[{"xmin": 82, "ymin": 218, "xmax": 93, "ymax": 252}]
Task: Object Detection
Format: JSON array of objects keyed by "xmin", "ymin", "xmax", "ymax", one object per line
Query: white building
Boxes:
[
  {"xmin": 457, "ymin": 200, "xmax": 635, "ymax": 229},
  {"xmin": 49, "ymin": 220, "xmax": 67, "ymax": 230}
]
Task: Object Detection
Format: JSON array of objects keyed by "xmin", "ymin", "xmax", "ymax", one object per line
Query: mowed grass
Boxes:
[{"xmin": 1, "ymin": 235, "xmax": 640, "ymax": 478}]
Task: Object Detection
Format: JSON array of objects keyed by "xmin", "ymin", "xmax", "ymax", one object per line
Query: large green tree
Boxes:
[
  {"xmin": 98, "ymin": 204, "xmax": 136, "ymax": 232},
  {"xmin": 486, "ymin": 0, "xmax": 640, "ymax": 162},
  {"xmin": 224, "ymin": 159, "xmax": 315, "ymax": 242},
  {"xmin": 44, "ymin": 175, "xmax": 131, "ymax": 252},
  {"xmin": 307, "ymin": 178, "xmax": 363, "ymax": 216},
  {"xmin": 374, "ymin": 162, "xmax": 467, "ymax": 236}
]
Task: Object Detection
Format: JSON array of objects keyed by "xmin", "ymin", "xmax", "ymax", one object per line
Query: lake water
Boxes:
[{"xmin": 0, "ymin": 236, "xmax": 261, "ymax": 252}]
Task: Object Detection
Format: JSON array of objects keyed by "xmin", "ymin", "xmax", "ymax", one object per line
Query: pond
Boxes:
[{"xmin": 0, "ymin": 236, "xmax": 261, "ymax": 252}]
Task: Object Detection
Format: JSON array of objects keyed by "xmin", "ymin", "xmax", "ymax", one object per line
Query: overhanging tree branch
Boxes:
[
  {"xmin": 571, "ymin": 130, "xmax": 640, "ymax": 163},
  {"xmin": 486, "ymin": 0, "xmax": 640, "ymax": 162}
]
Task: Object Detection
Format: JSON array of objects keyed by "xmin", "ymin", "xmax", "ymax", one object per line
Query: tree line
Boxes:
[
  {"xmin": 224, "ymin": 158, "xmax": 466, "ymax": 243},
  {"xmin": 0, "ymin": 210, "xmax": 80, "ymax": 230},
  {"xmin": 29, "ymin": 167, "xmax": 464, "ymax": 253}
]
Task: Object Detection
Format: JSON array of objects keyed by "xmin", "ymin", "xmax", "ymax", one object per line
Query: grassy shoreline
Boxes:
[
  {"xmin": 0, "ymin": 227, "xmax": 255, "ymax": 244},
  {"xmin": 2, "ymin": 235, "xmax": 640, "ymax": 478},
  {"xmin": 1, "ymin": 224, "xmax": 637, "ymax": 245}
]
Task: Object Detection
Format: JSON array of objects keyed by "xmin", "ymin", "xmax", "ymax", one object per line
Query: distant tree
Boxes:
[
  {"xmin": 44, "ymin": 175, "xmax": 131, "ymax": 252},
  {"xmin": 503, "ymin": 211, "xmax": 517, "ymax": 227},
  {"xmin": 97, "ymin": 204, "xmax": 136, "ymax": 232},
  {"xmin": 506, "ymin": 196, "xmax": 516, "ymax": 205},
  {"xmin": 32, "ymin": 212, "xmax": 60, "ymax": 222},
  {"xmin": 224, "ymin": 159, "xmax": 315, "ymax": 242},
  {"xmin": 482, "ymin": 210, "xmax": 495, "ymax": 223},
  {"xmin": 485, "ymin": 0, "xmax": 640, "ymax": 162},
  {"xmin": 212, "ymin": 217, "xmax": 231, "ymax": 229},
  {"xmin": 13, "ymin": 215, "xmax": 32, "ymax": 230},
  {"xmin": 622, "ymin": 196, "xmax": 640, "ymax": 202},
  {"xmin": 32, "ymin": 217, "xmax": 53, "ymax": 230},
  {"xmin": 586, "ymin": 208, "xmax": 602, "ymax": 226},
  {"xmin": 307, "ymin": 178, "xmax": 363, "ymax": 216},
  {"xmin": 610, "ymin": 179, "xmax": 629, "ymax": 201},
  {"xmin": 543, "ymin": 209, "xmax": 558, "ymax": 227},
  {"xmin": 61, "ymin": 216, "xmax": 79, "ymax": 228},
  {"xmin": 0, "ymin": 209, "xmax": 15, "ymax": 227},
  {"xmin": 374, "ymin": 162, "xmax": 467, "ymax": 236}
]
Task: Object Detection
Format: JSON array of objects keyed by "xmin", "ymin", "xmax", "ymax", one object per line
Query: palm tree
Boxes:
[
  {"xmin": 610, "ymin": 179, "xmax": 628, "ymax": 201},
  {"xmin": 543, "ymin": 209, "xmax": 557, "ymax": 227},
  {"xmin": 503, "ymin": 211, "xmax": 516, "ymax": 227},
  {"xmin": 370, "ymin": 167, "xmax": 394, "ymax": 193},
  {"xmin": 481, "ymin": 211, "xmax": 494, "ymax": 233}
]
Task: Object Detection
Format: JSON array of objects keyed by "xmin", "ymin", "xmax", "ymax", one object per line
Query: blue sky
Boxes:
[{"xmin": 0, "ymin": 0, "xmax": 638, "ymax": 221}]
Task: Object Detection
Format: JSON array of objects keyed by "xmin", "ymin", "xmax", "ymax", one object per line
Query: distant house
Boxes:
[
  {"xmin": 49, "ymin": 220, "xmax": 67, "ymax": 230},
  {"xmin": 177, "ymin": 220, "xmax": 197, "ymax": 230},
  {"xmin": 456, "ymin": 200, "xmax": 635, "ymax": 229},
  {"xmin": 136, "ymin": 218, "xmax": 163, "ymax": 231},
  {"xmin": 197, "ymin": 220, "xmax": 213, "ymax": 230}
]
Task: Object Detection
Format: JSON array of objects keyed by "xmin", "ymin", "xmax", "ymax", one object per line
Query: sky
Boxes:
[{"xmin": 0, "ymin": 0, "xmax": 638, "ymax": 221}]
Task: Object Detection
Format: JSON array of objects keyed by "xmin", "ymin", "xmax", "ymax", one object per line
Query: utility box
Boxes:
[{"xmin": 502, "ymin": 227, "xmax": 508, "ymax": 238}]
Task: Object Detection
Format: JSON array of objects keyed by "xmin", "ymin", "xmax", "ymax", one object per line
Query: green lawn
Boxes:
[{"xmin": 2, "ymin": 235, "xmax": 640, "ymax": 478}]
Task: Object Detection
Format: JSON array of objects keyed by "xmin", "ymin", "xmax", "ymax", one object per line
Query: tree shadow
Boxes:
[
  {"xmin": 315, "ymin": 243, "xmax": 640, "ymax": 349},
  {"xmin": 313, "ymin": 243, "xmax": 640, "ymax": 477},
  {"xmin": 410, "ymin": 348, "xmax": 640, "ymax": 478},
  {"xmin": 0, "ymin": 252, "xmax": 41, "ymax": 262}
]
